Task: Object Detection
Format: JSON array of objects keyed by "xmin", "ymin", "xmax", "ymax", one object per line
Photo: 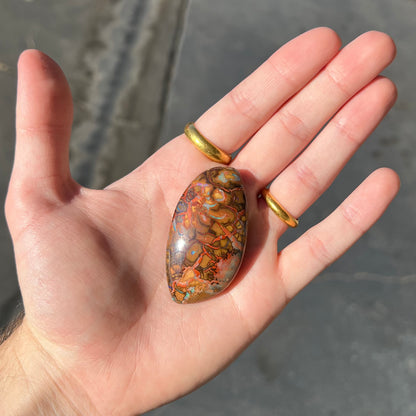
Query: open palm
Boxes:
[{"xmin": 5, "ymin": 28, "xmax": 399, "ymax": 415}]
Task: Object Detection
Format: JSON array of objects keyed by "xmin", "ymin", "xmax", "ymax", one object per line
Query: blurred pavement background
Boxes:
[{"xmin": 0, "ymin": 0, "xmax": 415, "ymax": 415}]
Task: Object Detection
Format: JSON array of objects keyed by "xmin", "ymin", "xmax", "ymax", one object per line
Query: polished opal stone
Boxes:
[{"xmin": 166, "ymin": 167, "xmax": 247, "ymax": 304}]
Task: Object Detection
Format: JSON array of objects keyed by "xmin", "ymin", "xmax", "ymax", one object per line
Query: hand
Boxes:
[{"xmin": 1, "ymin": 28, "xmax": 399, "ymax": 415}]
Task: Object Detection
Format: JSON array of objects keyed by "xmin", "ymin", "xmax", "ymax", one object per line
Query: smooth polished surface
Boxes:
[
  {"xmin": 166, "ymin": 167, "xmax": 247, "ymax": 303},
  {"xmin": 184, "ymin": 122, "xmax": 232, "ymax": 164}
]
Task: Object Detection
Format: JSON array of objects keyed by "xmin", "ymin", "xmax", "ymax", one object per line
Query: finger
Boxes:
[
  {"xmin": 120, "ymin": 28, "xmax": 341, "ymax": 204},
  {"xmin": 276, "ymin": 168, "xmax": 400, "ymax": 300},
  {"xmin": 192, "ymin": 27, "xmax": 341, "ymax": 154},
  {"xmin": 235, "ymin": 31, "xmax": 396, "ymax": 187},
  {"xmin": 12, "ymin": 50, "xmax": 74, "ymax": 195},
  {"xmin": 266, "ymin": 76, "xmax": 397, "ymax": 234}
]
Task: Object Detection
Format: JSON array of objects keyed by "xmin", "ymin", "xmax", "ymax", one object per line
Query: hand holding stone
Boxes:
[{"xmin": 2, "ymin": 28, "xmax": 399, "ymax": 415}]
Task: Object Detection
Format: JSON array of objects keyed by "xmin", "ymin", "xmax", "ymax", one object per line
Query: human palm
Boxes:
[{"xmin": 5, "ymin": 28, "xmax": 399, "ymax": 415}]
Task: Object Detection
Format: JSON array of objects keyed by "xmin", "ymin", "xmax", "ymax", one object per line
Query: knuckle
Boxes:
[
  {"xmin": 266, "ymin": 55, "xmax": 297, "ymax": 89},
  {"xmin": 6, "ymin": 180, "xmax": 40, "ymax": 214},
  {"xmin": 6, "ymin": 178, "xmax": 55, "ymax": 220},
  {"xmin": 278, "ymin": 107, "xmax": 311, "ymax": 143},
  {"xmin": 305, "ymin": 230, "xmax": 333, "ymax": 268},
  {"xmin": 293, "ymin": 159, "xmax": 321, "ymax": 192},
  {"xmin": 17, "ymin": 123, "xmax": 69, "ymax": 140},
  {"xmin": 332, "ymin": 116, "xmax": 361, "ymax": 145},
  {"xmin": 4, "ymin": 182, "xmax": 37, "ymax": 233},
  {"xmin": 324, "ymin": 67, "xmax": 351, "ymax": 98},
  {"xmin": 340, "ymin": 202, "xmax": 366, "ymax": 233},
  {"xmin": 5, "ymin": 179, "xmax": 64, "ymax": 240},
  {"xmin": 229, "ymin": 83, "xmax": 261, "ymax": 123}
]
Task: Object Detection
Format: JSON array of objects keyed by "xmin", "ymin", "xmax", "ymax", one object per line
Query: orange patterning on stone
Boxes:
[{"xmin": 166, "ymin": 167, "xmax": 248, "ymax": 304}]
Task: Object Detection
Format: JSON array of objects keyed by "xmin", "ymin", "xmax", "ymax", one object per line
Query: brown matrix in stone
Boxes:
[{"xmin": 166, "ymin": 167, "xmax": 248, "ymax": 304}]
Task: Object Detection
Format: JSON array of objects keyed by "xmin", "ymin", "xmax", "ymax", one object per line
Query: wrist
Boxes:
[{"xmin": 0, "ymin": 319, "xmax": 99, "ymax": 416}]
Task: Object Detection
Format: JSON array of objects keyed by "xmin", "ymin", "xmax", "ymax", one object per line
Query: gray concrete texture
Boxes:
[{"xmin": 0, "ymin": 0, "xmax": 415, "ymax": 414}]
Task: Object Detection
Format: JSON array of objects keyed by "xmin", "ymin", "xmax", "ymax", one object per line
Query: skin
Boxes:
[{"xmin": 0, "ymin": 27, "xmax": 399, "ymax": 415}]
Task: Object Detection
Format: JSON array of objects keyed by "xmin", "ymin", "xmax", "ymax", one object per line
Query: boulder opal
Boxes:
[{"xmin": 166, "ymin": 167, "xmax": 248, "ymax": 304}]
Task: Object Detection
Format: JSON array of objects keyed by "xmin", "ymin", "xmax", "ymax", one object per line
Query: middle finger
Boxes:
[{"xmin": 234, "ymin": 31, "xmax": 396, "ymax": 189}]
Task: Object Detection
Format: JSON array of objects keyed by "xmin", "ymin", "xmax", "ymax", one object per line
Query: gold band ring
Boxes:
[
  {"xmin": 261, "ymin": 188, "xmax": 299, "ymax": 228},
  {"xmin": 184, "ymin": 122, "xmax": 232, "ymax": 165}
]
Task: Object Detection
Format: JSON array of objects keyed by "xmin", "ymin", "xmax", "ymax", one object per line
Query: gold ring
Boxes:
[
  {"xmin": 184, "ymin": 122, "xmax": 232, "ymax": 165},
  {"xmin": 261, "ymin": 188, "xmax": 299, "ymax": 228}
]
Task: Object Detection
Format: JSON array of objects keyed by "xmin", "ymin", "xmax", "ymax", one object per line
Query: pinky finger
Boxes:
[{"xmin": 277, "ymin": 168, "xmax": 400, "ymax": 300}]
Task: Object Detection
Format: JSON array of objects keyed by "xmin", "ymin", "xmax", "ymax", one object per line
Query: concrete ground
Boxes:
[{"xmin": 1, "ymin": 0, "xmax": 415, "ymax": 415}]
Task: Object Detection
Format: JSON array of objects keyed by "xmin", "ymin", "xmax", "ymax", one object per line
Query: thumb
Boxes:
[
  {"xmin": 6, "ymin": 50, "xmax": 77, "ymax": 233},
  {"xmin": 14, "ymin": 49, "xmax": 74, "ymax": 187}
]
